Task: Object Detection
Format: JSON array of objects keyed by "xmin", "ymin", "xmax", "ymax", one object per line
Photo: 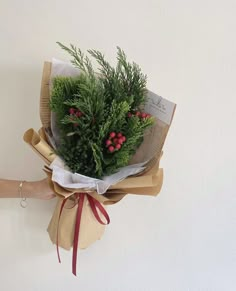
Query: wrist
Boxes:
[
  {"xmin": 23, "ymin": 181, "xmax": 40, "ymax": 198},
  {"xmin": 21, "ymin": 179, "xmax": 55, "ymax": 200}
]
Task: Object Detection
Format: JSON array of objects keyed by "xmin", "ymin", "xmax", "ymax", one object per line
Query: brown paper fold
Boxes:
[
  {"xmin": 23, "ymin": 128, "xmax": 56, "ymax": 164},
  {"xmin": 44, "ymin": 163, "xmax": 163, "ymax": 205},
  {"xmin": 40, "ymin": 61, "xmax": 51, "ymax": 129}
]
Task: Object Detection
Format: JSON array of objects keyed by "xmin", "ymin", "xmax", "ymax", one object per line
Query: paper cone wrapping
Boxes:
[
  {"xmin": 47, "ymin": 196, "xmax": 105, "ymax": 250},
  {"xmin": 23, "ymin": 61, "xmax": 176, "ymax": 251}
]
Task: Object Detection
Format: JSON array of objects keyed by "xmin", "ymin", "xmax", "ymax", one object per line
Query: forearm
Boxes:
[{"xmin": 0, "ymin": 179, "xmax": 41, "ymax": 198}]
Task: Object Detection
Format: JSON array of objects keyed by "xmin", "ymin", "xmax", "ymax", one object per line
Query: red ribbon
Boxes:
[{"xmin": 56, "ymin": 193, "xmax": 110, "ymax": 276}]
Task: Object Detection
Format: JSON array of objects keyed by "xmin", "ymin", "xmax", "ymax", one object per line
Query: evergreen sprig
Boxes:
[{"xmin": 50, "ymin": 43, "xmax": 155, "ymax": 178}]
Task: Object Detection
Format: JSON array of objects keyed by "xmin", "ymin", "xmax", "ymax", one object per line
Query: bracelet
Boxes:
[{"xmin": 19, "ymin": 181, "xmax": 27, "ymax": 208}]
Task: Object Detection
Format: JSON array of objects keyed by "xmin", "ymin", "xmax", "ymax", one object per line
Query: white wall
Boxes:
[{"xmin": 0, "ymin": 0, "xmax": 235, "ymax": 290}]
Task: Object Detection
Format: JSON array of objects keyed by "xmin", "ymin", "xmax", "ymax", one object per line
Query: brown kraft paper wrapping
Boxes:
[
  {"xmin": 23, "ymin": 61, "xmax": 175, "ymax": 251},
  {"xmin": 47, "ymin": 196, "xmax": 105, "ymax": 250}
]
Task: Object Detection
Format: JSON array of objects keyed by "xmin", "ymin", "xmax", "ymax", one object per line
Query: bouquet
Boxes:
[{"xmin": 24, "ymin": 43, "xmax": 176, "ymax": 276}]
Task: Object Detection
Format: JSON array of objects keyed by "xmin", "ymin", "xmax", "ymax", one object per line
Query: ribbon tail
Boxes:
[
  {"xmin": 56, "ymin": 193, "xmax": 110, "ymax": 276},
  {"xmin": 56, "ymin": 197, "xmax": 69, "ymax": 263},
  {"xmin": 72, "ymin": 193, "xmax": 85, "ymax": 276}
]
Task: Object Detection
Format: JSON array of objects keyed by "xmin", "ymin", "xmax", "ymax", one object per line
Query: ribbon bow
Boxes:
[{"xmin": 57, "ymin": 193, "xmax": 110, "ymax": 276}]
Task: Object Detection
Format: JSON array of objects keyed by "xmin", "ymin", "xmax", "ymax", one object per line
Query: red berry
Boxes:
[
  {"xmin": 75, "ymin": 111, "xmax": 82, "ymax": 117},
  {"xmin": 141, "ymin": 113, "xmax": 147, "ymax": 118},
  {"xmin": 146, "ymin": 114, "xmax": 151, "ymax": 118},
  {"xmin": 117, "ymin": 133, "xmax": 122, "ymax": 138},
  {"xmin": 69, "ymin": 108, "xmax": 75, "ymax": 115},
  {"xmin": 110, "ymin": 132, "xmax": 116, "ymax": 138},
  {"xmin": 108, "ymin": 146, "xmax": 115, "ymax": 152},
  {"xmin": 118, "ymin": 138, "xmax": 123, "ymax": 144},
  {"xmin": 113, "ymin": 138, "xmax": 118, "ymax": 144},
  {"xmin": 115, "ymin": 144, "xmax": 121, "ymax": 150},
  {"xmin": 127, "ymin": 112, "xmax": 132, "ymax": 118},
  {"xmin": 106, "ymin": 140, "xmax": 112, "ymax": 146},
  {"xmin": 122, "ymin": 136, "xmax": 126, "ymax": 142},
  {"xmin": 135, "ymin": 111, "xmax": 141, "ymax": 117}
]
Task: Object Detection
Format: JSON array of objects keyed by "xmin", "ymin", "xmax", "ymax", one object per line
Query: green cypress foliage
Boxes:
[{"xmin": 50, "ymin": 43, "xmax": 155, "ymax": 178}]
